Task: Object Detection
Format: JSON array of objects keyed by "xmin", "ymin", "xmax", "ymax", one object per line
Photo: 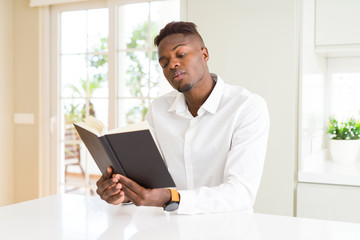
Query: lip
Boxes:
[{"xmin": 173, "ymin": 71, "xmax": 185, "ymax": 82}]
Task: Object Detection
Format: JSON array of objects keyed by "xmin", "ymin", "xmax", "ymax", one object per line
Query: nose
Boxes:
[{"xmin": 169, "ymin": 58, "xmax": 180, "ymax": 70}]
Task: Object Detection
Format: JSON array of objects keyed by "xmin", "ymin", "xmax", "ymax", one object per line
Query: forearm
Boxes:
[{"xmin": 177, "ymin": 179, "xmax": 254, "ymax": 215}]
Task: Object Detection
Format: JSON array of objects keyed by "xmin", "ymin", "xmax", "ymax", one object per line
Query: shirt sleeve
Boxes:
[{"xmin": 177, "ymin": 96, "xmax": 270, "ymax": 215}]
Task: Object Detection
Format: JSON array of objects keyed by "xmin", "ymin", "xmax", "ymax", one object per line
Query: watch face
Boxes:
[{"xmin": 164, "ymin": 202, "xmax": 179, "ymax": 212}]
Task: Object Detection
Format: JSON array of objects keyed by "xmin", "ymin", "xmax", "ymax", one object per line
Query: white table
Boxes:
[{"xmin": 0, "ymin": 194, "xmax": 360, "ymax": 240}]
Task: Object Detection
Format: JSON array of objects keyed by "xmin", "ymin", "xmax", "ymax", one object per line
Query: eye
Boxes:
[
  {"xmin": 178, "ymin": 52, "xmax": 187, "ymax": 58},
  {"xmin": 161, "ymin": 62, "xmax": 169, "ymax": 69}
]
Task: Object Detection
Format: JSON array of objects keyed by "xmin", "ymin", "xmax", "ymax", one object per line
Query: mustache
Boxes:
[{"xmin": 173, "ymin": 70, "xmax": 185, "ymax": 79}]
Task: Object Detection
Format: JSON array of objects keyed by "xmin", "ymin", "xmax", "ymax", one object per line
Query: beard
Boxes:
[{"xmin": 177, "ymin": 83, "xmax": 193, "ymax": 93}]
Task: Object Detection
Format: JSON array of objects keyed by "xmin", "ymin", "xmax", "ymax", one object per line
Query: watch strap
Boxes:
[
  {"xmin": 169, "ymin": 188, "xmax": 180, "ymax": 202},
  {"xmin": 163, "ymin": 188, "xmax": 180, "ymax": 212}
]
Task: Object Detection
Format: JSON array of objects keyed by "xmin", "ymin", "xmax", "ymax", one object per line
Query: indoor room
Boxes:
[{"xmin": 0, "ymin": 0, "xmax": 360, "ymax": 239}]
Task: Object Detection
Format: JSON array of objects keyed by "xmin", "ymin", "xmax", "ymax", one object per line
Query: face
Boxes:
[{"xmin": 158, "ymin": 33, "xmax": 209, "ymax": 93}]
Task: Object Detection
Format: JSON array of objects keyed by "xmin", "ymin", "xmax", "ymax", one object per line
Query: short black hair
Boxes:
[{"xmin": 154, "ymin": 21, "xmax": 204, "ymax": 47}]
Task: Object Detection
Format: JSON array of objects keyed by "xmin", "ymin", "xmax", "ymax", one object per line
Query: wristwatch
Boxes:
[{"xmin": 163, "ymin": 188, "xmax": 180, "ymax": 212}]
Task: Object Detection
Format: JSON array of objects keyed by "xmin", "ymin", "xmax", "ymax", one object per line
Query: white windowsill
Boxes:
[{"xmin": 298, "ymin": 150, "xmax": 360, "ymax": 186}]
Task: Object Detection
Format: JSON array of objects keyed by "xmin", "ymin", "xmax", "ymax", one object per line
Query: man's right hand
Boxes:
[{"xmin": 96, "ymin": 167, "xmax": 128, "ymax": 205}]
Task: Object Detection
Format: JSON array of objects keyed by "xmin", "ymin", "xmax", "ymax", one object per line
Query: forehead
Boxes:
[{"xmin": 158, "ymin": 34, "xmax": 201, "ymax": 56}]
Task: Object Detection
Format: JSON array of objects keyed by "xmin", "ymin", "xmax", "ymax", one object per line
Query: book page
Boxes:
[
  {"xmin": 73, "ymin": 122, "xmax": 102, "ymax": 137},
  {"xmin": 85, "ymin": 117, "xmax": 106, "ymax": 134},
  {"xmin": 73, "ymin": 116, "xmax": 106, "ymax": 137},
  {"xmin": 107, "ymin": 121, "xmax": 150, "ymax": 134}
]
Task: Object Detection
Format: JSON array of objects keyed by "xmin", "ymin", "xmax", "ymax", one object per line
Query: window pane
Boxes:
[
  {"xmin": 301, "ymin": 74, "xmax": 324, "ymax": 157},
  {"xmin": 331, "ymin": 73, "xmax": 360, "ymax": 119},
  {"xmin": 61, "ymin": 11, "xmax": 87, "ymax": 54},
  {"xmin": 61, "ymin": 55, "xmax": 87, "ymax": 98},
  {"xmin": 62, "ymin": 99, "xmax": 86, "ymax": 139},
  {"xmin": 118, "ymin": 51, "xmax": 150, "ymax": 97},
  {"xmin": 117, "ymin": 99, "xmax": 149, "ymax": 126},
  {"xmin": 88, "ymin": 53, "xmax": 108, "ymax": 98},
  {"xmin": 118, "ymin": 2, "xmax": 149, "ymax": 49},
  {"xmin": 87, "ymin": 9, "xmax": 109, "ymax": 52},
  {"xmin": 91, "ymin": 99, "xmax": 109, "ymax": 126},
  {"xmin": 150, "ymin": 0, "xmax": 180, "ymax": 48}
]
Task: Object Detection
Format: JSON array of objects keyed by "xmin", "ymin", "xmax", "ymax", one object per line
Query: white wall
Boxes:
[
  {"xmin": 0, "ymin": 0, "xmax": 14, "ymax": 206},
  {"xmin": 13, "ymin": 0, "xmax": 40, "ymax": 203},
  {"xmin": 186, "ymin": 0, "xmax": 299, "ymax": 215}
]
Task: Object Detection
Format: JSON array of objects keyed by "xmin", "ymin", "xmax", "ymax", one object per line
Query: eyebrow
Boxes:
[{"xmin": 158, "ymin": 43, "xmax": 186, "ymax": 62}]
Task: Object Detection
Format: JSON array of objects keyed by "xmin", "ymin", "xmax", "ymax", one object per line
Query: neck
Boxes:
[{"xmin": 184, "ymin": 72, "xmax": 215, "ymax": 117}]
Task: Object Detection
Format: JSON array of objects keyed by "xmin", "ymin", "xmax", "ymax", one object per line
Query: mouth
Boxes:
[{"xmin": 173, "ymin": 71, "xmax": 185, "ymax": 82}]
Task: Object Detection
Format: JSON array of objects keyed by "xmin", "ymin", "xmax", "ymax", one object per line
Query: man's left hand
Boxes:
[{"xmin": 114, "ymin": 174, "xmax": 171, "ymax": 207}]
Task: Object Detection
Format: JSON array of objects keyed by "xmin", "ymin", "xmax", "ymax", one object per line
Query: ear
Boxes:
[{"xmin": 201, "ymin": 47, "xmax": 209, "ymax": 62}]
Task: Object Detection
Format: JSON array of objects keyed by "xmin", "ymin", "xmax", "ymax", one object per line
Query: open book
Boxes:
[{"xmin": 73, "ymin": 117, "xmax": 175, "ymax": 189}]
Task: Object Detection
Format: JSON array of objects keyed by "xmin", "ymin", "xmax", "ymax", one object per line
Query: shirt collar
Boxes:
[
  {"xmin": 200, "ymin": 73, "xmax": 224, "ymax": 115},
  {"xmin": 168, "ymin": 73, "xmax": 224, "ymax": 116}
]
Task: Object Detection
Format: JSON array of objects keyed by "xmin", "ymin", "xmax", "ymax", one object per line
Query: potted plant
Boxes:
[{"xmin": 327, "ymin": 116, "xmax": 360, "ymax": 163}]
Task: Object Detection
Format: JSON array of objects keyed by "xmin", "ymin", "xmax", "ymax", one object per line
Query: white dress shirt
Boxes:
[{"xmin": 145, "ymin": 74, "xmax": 270, "ymax": 215}]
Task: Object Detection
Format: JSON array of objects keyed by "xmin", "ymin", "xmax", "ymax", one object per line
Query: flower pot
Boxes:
[{"xmin": 329, "ymin": 139, "xmax": 360, "ymax": 164}]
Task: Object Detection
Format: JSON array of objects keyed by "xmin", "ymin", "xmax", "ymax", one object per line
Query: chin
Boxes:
[{"xmin": 177, "ymin": 83, "xmax": 193, "ymax": 93}]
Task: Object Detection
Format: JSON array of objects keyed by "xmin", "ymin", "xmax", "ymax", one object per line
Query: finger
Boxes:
[
  {"xmin": 106, "ymin": 191, "xmax": 126, "ymax": 205},
  {"xmin": 96, "ymin": 177, "xmax": 118, "ymax": 196},
  {"xmin": 121, "ymin": 184, "xmax": 141, "ymax": 205},
  {"xmin": 102, "ymin": 183, "xmax": 122, "ymax": 200},
  {"xmin": 117, "ymin": 174, "xmax": 144, "ymax": 193},
  {"xmin": 96, "ymin": 166, "xmax": 113, "ymax": 187}
]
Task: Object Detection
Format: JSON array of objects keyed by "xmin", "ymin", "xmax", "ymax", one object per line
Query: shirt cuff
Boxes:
[{"xmin": 176, "ymin": 190, "xmax": 197, "ymax": 215}]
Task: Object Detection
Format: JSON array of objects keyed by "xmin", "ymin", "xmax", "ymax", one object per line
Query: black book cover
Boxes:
[
  {"xmin": 74, "ymin": 124, "xmax": 175, "ymax": 189},
  {"xmin": 105, "ymin": 130, "xmax": 175, "ymax": 189},
  {"xmin": 74, "ymin": 124, "xmax": 125, "ymax": 176}
]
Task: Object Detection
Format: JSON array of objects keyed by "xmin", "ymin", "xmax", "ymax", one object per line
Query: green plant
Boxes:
[
  {"xmin": 64, "ymin": 104, "xmax": 82, "ymax": 124},
  {"xmin": 328, "ymin": 116, "xmax": 360, "ymax": 140},
  {"xmin": 125, "ymin": 22, "xmax": 159, "ymax": 124},
  {"xmin": 67, "ymin": 37, "xmax": 108, "ymax": 121}
]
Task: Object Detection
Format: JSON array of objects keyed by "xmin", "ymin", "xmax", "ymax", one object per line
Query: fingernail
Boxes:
[
  {"xmin": 115, "ymin": 174, "xmax": 120, "ymax": 179},
  {"xmin": 116, "ymin": 183, "xmax": 122, "ymax": 189},
  {"xmin": 112, "ymin": 177, "xmax": 118, "ymax": 182},
  {"xmin": 107, "ymin": 167, "xmax": 111, "ymax": 172}
]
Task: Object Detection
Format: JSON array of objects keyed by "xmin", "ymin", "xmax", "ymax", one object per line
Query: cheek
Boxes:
[{"xmin": 163, "ymin": 69, "xmax": 172, "ymax": 82}]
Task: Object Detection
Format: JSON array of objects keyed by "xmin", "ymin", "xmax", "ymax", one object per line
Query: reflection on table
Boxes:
[{"xmin": 0, "ymin": 194, "xmax": 359, "ymax": 240}]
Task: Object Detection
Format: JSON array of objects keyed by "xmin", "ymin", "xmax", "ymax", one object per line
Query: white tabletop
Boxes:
[{"xmin": 0, "ymin": 194, "xmax": 360, "ymax": 240}]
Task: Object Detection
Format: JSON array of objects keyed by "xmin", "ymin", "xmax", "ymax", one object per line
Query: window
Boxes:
[
  {"xmin": 116, "ymin": 1, "xmax": 176, "ymax": 126},
  {"xmin": 299, "ymin": 60, "xmax": 360, "ymax": 185},
  {"xmin": 299, "ymin": 2, "xmax": 360, "ymax": 186},
  {"xmin": 331, "ymin": 73, "xmax": 360, "ymax": 117},
  {"xmin": 52, "ymin": 0, "xmax": 180, "ymax": 195}
]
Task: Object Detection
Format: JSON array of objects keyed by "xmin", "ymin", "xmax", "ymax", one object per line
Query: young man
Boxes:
[{"xmin": 96, "ymin": 21, "xmax": 270, "ymax": 215}]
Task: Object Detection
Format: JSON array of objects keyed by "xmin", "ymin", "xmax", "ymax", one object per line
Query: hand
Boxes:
[
  {"xmin": 115, "ymin": 174, "xmax": 171, "ymax": 207},
  {"xmin": 96, "ymin": 167, "xmax": 129, "ymax": 205}
]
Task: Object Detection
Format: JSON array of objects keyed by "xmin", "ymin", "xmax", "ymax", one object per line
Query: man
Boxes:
[{"xmin": 96, "ymin": 21, "xmax": 270, "ymax": 215}]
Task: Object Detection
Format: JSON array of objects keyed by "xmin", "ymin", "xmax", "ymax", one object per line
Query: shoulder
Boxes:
[
  {"xmin": 150, "ymin": 90, "xmax": 179, "ymax": 107},
  {"xmin": 222, "ymin": 82, "xmax": 268, "ymax": 112},
  {"xmin": 148, "ymin": 90, "xmax": 183, "ymax": 115}
]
